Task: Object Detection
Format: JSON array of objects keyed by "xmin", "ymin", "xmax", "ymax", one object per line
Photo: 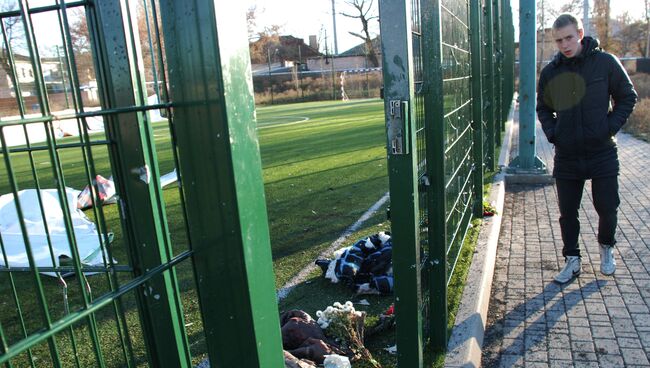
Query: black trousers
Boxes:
[{"xmin": 555, "ymin": 176, "xmax": 620, "ymax": 257}]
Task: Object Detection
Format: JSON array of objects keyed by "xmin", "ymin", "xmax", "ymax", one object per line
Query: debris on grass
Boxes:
[
  {"xmin": 315, "ymin": 232, "xmax": 393, "ymax": 295},
  {"xmin": 383, "ymin": 345, "xmax": 397, "ymax": 355},
  {"xmin": 483, "ymin": 200, "xmax": 497, "ymax": 217},
  {"xmin": 316, "ymin": 301, "xmax": 381, "ymax": 368},
  {"xmin": 356, "ymin": 299, "xmax": 371, "ymax": 306}
]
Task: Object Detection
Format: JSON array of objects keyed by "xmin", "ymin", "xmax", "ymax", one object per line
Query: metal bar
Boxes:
[
  {"xmin": 470, "ymin": 0, "xmax": 484, "ymax": 217},
  {"xmin": 0, "ymin": 265, "xmax": 132, "ymax": 273},
  {"xmin": 18, "ymin": 0, "xmax": 107, "ymax": 364},
  {"xmin": 0, "ymin": 232, "xmax": 36, "ymax": 367},
  {"xmin": 493, "ymin": 0, "xmax": 503, "ymax": 144},
  {"xmin": 0, "ymin": 103, "xmax": 172, "ymax": 128},
  {"xmin": 379, "ymin": 0, "xmax": 424, "ymax": 366},
  {"xmin": 90, "ymin": 0, "xmax": 191, "ymax": 365},
  {"xmin": 1, "ymin": 140, "xmax": 111, "ymax": 154},
  {"xmin": 157, "ymin": 0, "xmax": 285, "ymax": 366},
  {"xmin": 421, "ymin": 0, "xmax": 448, "ymax": 351},
  {"xmin": 484, "ymin": 0, "xmax": 496, "ymax": 171},
  {"xmin": 0, "ymin": 1, "xmax": 87, "ymax": 18},
  {"xmin": 0, "ymin": 251, "xmax": 192, "ymax": 364},
  {"xmin": 510, "ymin": 0, "xmax": 544, "ymax": 170},
  {"xmin": 57, "ymin": 6, "xmax": 135, "ymax": 362},
  {"xmin": 501, "ymin": 0, "xmax": 515, "ymax": 119},
  {"xmin": 0, "ymin": 128, "xmax": 61, "ymax": 367}
]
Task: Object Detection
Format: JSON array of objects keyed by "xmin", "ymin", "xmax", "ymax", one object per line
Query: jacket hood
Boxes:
[{"xmin": 551, "ymin": 36, "xmax": 601, "ymax": 66}]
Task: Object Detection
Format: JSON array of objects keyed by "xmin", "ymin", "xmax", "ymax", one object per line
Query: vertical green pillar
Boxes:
[
  {"xmin": 501, "ymin": 0, "xmax": 515, "ymax": 116},
  {"xmin": 493, "ymin": 0, "xmax": 503, "ymax": 145},
  {"xmin": 421, "ymin": 0, "xmax": 447, "ymax": 351},
  {"xmin": 379, "ymin": 0, "xmax": 424, "ymax": 365},
  {"xmin": 484, "ymin": 0, "xmax": 496, "ymax": 171},
  {"xmin": 157, "ymin": 0, "xmax": 284, "ymax": 367},
  {"xmin": 91, "ymin": 1, "xmax": 191, "ymax": 367},
  {"xmin": 471, "ymin": 0, "xmax": 484, "ymax": 218},
  {"xmin": 509, "ymin": 0, "xmax": 546, "ymax": 171}
]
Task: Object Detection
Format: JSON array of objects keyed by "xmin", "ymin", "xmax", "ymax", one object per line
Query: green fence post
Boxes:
[
  {"xmin": 421, "ymin": 0, "xmax": 447, "ymax": 351},
  {"xmin": 502, "ymin": 0, "xmax": 515, "ymax": 115},
  {"xmin": 493, "ymin": 0, "xmax": 503, "ymax": 144},
  {"xmin": 509, "ymin": 0, "xmax": 546, "ymax": 171},
  {"xmin": 157, "ymin": 0, "xmax": 285, "ymax": 366},
  {"xmin": 484, "ymin": 0, "xmax": 496, "ymax": 171},
  {"xmin": 91, "ymin": 1, "xmax": 191, "ymax": 366},
  {"xmin": 471, "ymin": 0, "xmax": 484, "ymax": 217},
  {"xmin": 379, "ymin": 0, "xmax": 424, "ymax": 365}
]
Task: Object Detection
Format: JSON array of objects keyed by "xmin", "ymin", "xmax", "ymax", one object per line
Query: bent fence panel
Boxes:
[{"xmin": 0, "ymin": 1, "xmax": 282, "ymax": 367}]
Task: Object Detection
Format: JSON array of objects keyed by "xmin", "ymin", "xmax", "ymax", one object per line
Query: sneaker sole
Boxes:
[
  {"xmin": 553, "ymin": 270, "xmax": 581, "ymax": 284},
  {"xmin": 600, "ymin": 268, "xmax": 615, "ymax": 276}
]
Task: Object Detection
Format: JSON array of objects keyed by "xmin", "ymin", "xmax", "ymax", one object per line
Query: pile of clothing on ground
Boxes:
[
  {"xmin": 316, "ymin": 232, "xmax": 393, "ymax": 295},
  {"xmin": 281, "ymin": 301, "xmax": 391, "ymax": 368}
]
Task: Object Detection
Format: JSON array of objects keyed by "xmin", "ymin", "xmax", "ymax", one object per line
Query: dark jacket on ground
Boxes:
[{"xmin": 536, "ymin": 37, "xmax": 637, "ymax": 179}]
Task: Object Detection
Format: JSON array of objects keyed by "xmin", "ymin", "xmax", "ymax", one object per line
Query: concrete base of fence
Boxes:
[
  {"xmin": 444, "ymin": 102, "xmax": 516, "ymax": 368},
  {"xmin": 505, "ymin": 173, "xmax": 554, "ymax": 185}
]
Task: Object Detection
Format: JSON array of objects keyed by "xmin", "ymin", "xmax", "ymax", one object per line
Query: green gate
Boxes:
[
  {"xmin": 380, "ymin": 0, "xmax": 514, "ymax": 365},
  {"xmin": 0, "ymin": 0, "xmax": 283, "ymax": 367}
]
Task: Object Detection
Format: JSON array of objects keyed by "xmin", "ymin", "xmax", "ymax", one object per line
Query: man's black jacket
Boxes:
[{"xmin": 537, "ymin": 37, "xmax": 637, "ymax": 179}]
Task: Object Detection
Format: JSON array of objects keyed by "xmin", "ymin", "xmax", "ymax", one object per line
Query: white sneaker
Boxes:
[
  {"xmin": 600, "ymin": 244, "xmax": 616, "ymax": 276},
  {"xmin": 554, "ymin": 256, "xmax": 581, "ymax": 284}
]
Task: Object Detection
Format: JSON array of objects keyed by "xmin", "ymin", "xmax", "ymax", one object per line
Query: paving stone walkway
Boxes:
[{"xmin": 481, "ymin": 128, "xmax": 650, "ymax": 367}]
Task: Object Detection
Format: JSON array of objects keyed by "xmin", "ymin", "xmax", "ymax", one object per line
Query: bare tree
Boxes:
[
  {"xmin": 645, "ymin": 0, "xmax": 650, "ymax": 57},
  {"xmin": 247, "ymin": 5, "xmax": 258, "ymax": 42},
  {"xmin": 593, "ymin": 0, "xmax": 611, "ymax": 50},
  {"xmin": 1, "ymin": 5, "xmax": 27, "ymax": 95},
  {"xmin": 611, "ymin": 12, "xmax": 645, "ymax": 56},
  {"xmin": 341, "ymin": 0, "xmax": 379, "ymax": 67}
]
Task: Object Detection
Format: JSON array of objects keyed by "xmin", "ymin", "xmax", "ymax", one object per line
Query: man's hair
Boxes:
[{"xmin": 552, "ymin": 13, "xmax": 583, "ymax": 31}]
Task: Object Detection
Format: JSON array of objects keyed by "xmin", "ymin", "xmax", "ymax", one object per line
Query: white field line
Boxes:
[
  {"xmin": 257, "ymin": 116, "xmax": 310, "ymax": 130},
  {"xmin": 276, "ymin": 191, "xmax": 390, "ymax": 301}
]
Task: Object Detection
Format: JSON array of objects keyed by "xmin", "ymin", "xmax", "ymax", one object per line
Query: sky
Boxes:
[
  {"xmin": 249, "ymin": 0, "xmax": 647, "ymax": 51},
  {"xmin": 246, "ymin": 0, "xmax": 380, "ymax": 54}
]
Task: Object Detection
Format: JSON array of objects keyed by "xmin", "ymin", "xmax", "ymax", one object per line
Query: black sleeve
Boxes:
[
  {"xmin": 536, "ymin": 69, "xmax": 557, "ymax": 143},
  {"xmin": 607, "ymin": 55, "xmax": 638, "ymax": 135}
]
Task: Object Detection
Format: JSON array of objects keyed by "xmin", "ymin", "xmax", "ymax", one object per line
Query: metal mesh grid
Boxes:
[
  {"xmin": 440, "ymin": 0, "xmax": 473, "ymax": 281},
  {"xmin": 0, "ymin": 1, "xmax": 206, "ymax": 366}
]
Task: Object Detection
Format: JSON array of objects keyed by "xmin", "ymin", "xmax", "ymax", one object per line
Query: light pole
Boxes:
[
  {"xmin": 267, "ymin": 47, "xmax": 278, "ymax": 104},
  {"xmin": 56, "ymin": 45, "xmax": 70, "ymax": 109}
]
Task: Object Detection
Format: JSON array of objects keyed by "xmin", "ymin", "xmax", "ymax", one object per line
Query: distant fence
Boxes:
[{"xmin": 253, "ymin": 68, "xmax": 382, "ymax": 105}]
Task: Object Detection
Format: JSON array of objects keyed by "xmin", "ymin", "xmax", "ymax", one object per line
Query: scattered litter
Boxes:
[
  {"xmin": 356, "ymin": 299, "xmax": 370, "ymax": 306},
  {"xmin": 316, "ymin": 301, "xmax": 381, "ymax": 367},
  {"xmin": 0, "ymin": 188, "xmax": 112, "ymax": 276},
  {"xmin": 160, "ymin": 169, "xmax": 178, "ymax": 188},
  {"xmin": 323, "ymin": 354, "xmax": 351, "ymax": 368},
  {"xmin": 384, "ymin": 345, "xmax": 397, "ymax": 355},
  {"xmin": 311, "ymin": 210, "xmax": 318, "ymax": 215},
  {"xmin": 315, "ymin": 232, "xmax": 393, "ymax": 294},
  {"xmin": 184, "ymin": 322, "xmax": 194, "ymax": 327},
  {"xmin": 383, "ymin": 304, "xmax": 394, "ymax": 316},
  {"xmin": 281, "ymin": 310, "xmax": 339, "ymax": 364},
  {"xmin": 77, "ymin": 175, "xmax": 116, "ymax": 209}
]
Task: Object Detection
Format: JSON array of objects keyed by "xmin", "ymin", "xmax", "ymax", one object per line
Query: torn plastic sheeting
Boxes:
[{"xmin": 0, "ymin": 188, "xmax": 109, "ymax": 276}]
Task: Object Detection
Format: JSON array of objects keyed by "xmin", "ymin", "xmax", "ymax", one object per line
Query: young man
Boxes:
[{"xmin": 536, "ymin": 14, "xmax": 637, "ymax": 284}]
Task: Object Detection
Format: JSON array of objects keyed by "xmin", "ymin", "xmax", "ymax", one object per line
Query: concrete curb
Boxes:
[{"xmin": 444, "ymin": 103, "xmax": 516, "ymax": 368}]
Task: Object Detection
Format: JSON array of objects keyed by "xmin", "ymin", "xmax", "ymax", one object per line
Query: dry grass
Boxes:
[
  {"xmin": 630, "ymin": 73, "xmax": 650, "ymax": 99},
  {"xmin": 624, "ymin": 97, "xmax": 650, "ymax": 142}
]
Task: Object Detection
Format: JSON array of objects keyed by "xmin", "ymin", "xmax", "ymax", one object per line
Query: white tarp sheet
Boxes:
[{"xmin": 0, "ymin": 188, "xmax": 106, "ymax": 274}]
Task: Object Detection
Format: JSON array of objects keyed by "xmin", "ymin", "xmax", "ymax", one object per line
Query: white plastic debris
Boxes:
[
  {"xmin": 323, "ymin": 354, "xmax": 351, "ymax": 368},
  {"xmin": 356, "ymin": 299, "xmax": 371, "ymax": 306},
  {"xmin": 384, "ymin": 345, "xmax": 397, "ymax": 355}
]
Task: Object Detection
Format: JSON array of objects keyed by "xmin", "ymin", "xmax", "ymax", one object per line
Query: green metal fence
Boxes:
[
  {"xmin": 380, "ymin": 0, "xmax": 514, "ymax": 366},
  {"xmin": 0, "ymin": 1, "xmax": 282, "ymax": 367}
]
